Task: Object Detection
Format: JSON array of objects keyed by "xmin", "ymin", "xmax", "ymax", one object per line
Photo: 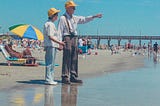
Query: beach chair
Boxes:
[{"xmin": 0, "ymin": 44, "xmax": 38, "ymax": 66}]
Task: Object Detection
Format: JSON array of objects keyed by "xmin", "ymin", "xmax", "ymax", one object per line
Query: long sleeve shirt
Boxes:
[{"xmin": 58, "ymin": 12, "xmax": 94, "ymax": 41}]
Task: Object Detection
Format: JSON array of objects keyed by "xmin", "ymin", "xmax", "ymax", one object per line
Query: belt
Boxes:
[{"xmin": 64, "ymin": 35, "xmax": 78, "ymax": 37}]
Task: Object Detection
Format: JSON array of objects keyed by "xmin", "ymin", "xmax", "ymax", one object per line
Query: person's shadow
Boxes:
[
  {"xmin": 17, "ymin": 80, "xmax": 46, "ymax": 85},
  {"xmin": 61, "ymin": 84, "xmax": 79, "ymax": 106}
]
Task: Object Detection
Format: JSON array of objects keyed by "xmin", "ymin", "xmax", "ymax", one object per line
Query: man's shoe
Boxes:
[
  {"xmin": 45, "ymin": 81, "xmax": 58, "ymax": 85},
  {"xmin": 70, "ymin": 78, "xmax": 83, "ymax": 83},
  {"xmin": 62, "ymin": 79, "xmax": 71, "ymax": 84}
]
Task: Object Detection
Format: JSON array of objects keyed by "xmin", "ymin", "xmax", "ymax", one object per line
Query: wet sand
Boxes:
[{"xmin": 0, "ymin": 49, "xmax": 144, "ymax": 90}]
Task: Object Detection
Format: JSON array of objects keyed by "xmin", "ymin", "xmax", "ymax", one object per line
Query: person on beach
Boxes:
[
  {"xmin": 148, "ymin": 42, "xmax": 152, "ymax": 56},
  {"xmin": 0, "ymin": 39, "xmax": 2, "ymax": 45},
  {"xmin": 4, "ymin": 44, "xmax": 36, "ymax": 64},
  {"xmin": 5, "ymin": 44, "xmax": 23, "ymax": 58},
  {"xmin": 43, "ymin": 8, "xmax": 65, "ymax": 85},
  {"xmin": 153, "ymin": 42, "xmax": 158, "ymax": 54},
  {"xmin": 5, "ymin": 44, "xmax": 31, "ymax": 58},
  {"xmin": 58, "ymin": 0, "xmax": 102, "ymax": 84}
]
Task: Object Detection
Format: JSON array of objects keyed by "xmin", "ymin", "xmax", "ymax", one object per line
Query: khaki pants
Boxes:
[{"xmin": 62, "ymin": 36, "xmax": 78, "ymax": 79}]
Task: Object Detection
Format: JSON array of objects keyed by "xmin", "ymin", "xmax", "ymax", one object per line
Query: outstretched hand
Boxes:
[{"xmin": 93, "ymin": 14, "xmax": 102, "ymax": 18}]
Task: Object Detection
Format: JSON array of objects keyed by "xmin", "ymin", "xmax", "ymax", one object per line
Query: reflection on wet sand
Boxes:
[
  {"xmin": 153, "ymin": 54, "xmax": 158, "ymax": 64},
  {"xmin": 148, "ymin": 51, "xmax": 160, "ymax": 65},
  {"xmin": 10, "ymin": 86, "xmax": 44, "ymax": 106},
  {"xmin": 45, "ymin": 85, "xmax": 55, "ymax": 106},
  {"xmin": 33, "ymin": 93, "xmax": 43, "ymax": 104},
  {"xmin": 153, "ymin": 51, "xmax": 160, "ymax": 65},
  {"xmin": 61, "ymin": 84, "xmax": 78, "ymax": 106},
  {"xmin": 6, "ymin": 84, "xmax": 79, "ymax": 106},
  {"xmin": 11, "ymin": 93, "xmax": 25, "ymax": 106},
  {"xmin": 44, "ymin": 84, "xmax": 79, "ymax": 106}
]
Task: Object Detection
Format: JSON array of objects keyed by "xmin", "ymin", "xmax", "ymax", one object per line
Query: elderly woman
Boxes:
[{"xmin": 43, "ymin": 8, "xmax": 65, "ymax": 85}]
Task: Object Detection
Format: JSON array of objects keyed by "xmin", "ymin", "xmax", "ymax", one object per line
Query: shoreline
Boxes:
[
  {"xmin": 78, "ymin": 50, "xmax": 145, "ymax": 79},
  {"xmin": 0, "ymin": 49, "xmax": 145, "ymax": 90}
]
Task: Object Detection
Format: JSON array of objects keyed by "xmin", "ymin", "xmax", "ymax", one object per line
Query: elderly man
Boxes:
[{"xmin": 58, "ymin": 0, "xmax": 102, "ymax": 84}]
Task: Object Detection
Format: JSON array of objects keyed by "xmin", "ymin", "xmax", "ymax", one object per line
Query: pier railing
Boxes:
[
  {"xmin": 78, "ymin": 35, "xmax": 160, "ymax": 47},
  {"xmin": 78, "ymin": 35, "xmax": 160, "ymax": 40}
]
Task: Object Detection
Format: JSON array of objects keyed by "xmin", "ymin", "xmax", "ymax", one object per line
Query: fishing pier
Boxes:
[{"xmin": 79, "ymin": 35, "xmax": 160, "ymax": 47}]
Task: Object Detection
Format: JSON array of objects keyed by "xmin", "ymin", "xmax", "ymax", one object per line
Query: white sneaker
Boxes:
[{"xmin": 45, "ymin": 81, "xmax": 58, "ymax": 85}]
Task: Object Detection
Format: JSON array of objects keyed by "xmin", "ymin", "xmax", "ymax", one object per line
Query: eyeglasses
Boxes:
[
  {"xmin": 49, "ymin": 13, "xmax": 58, "ymax": 19},
  {"xmin": 70, "ymin": 7, "xmax": 75, "ymax": 10},
  {"xmin": 54, "ymin": 13, "xmax": 58, "ymax": 16}
]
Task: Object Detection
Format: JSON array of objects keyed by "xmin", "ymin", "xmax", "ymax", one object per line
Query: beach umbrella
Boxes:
[{"xmin": 9, "ymin": 24, "xmax": 44, "ymax": 40}]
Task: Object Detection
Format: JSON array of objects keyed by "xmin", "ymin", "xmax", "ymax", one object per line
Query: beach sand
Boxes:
[{"xmin": 0, "ymin": 48, "xmax": 144, "ymax": 90}]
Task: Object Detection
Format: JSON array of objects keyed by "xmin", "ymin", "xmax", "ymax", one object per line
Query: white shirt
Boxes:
[
  {"xmin": 43, "ymin": 20, "xmax": 60, "ymax": 48},
  {"xmin": 58, "ymin": 12, "xmax": 94, "ymax": 39}
]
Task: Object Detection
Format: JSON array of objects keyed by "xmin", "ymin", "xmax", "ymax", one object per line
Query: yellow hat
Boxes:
[
  {"xmin": 48, "ymin": 8, "xmax": 60, "ymax": 17},
  {"xmin": 65, "ymin": 1, "xmax": 77, "ymax": 8}
]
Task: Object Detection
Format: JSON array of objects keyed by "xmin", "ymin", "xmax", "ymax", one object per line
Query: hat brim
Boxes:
[
  {"xmin": 54, "ymin": 10, "xmax": 60, "ymax": 15},
  {"xmin": 65, "ymin": 4, "xmax": 78, "ymax": 8}
]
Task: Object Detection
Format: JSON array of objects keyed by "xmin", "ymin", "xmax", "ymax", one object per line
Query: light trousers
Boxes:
[{"xmin": 45, "ymin": 46, "xmax": 57, "ymax": 82}]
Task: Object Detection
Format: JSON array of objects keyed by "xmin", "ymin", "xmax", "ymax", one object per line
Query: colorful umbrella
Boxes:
[{"xmin": 9, "ymin": 24, "xmax": 44, "ymax": 40}]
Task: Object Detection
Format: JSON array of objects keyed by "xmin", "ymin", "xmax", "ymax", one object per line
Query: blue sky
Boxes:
[{"xmin": 1, "ymin": 0, "xmax": 160, "ymax": 36}]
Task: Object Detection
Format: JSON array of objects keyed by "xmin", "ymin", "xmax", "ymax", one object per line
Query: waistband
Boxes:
[{"xmin": 64, "ymin": 35, "xmax": 78, "ymax": 37}]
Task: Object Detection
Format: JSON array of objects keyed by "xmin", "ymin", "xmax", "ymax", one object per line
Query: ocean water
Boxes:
[{"xmin": 0, "ymin": 56, "xmax": 160, "ymax": 106}]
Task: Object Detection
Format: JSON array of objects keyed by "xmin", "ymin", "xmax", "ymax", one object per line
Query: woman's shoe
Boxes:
[{"xmin": 45, "ymin": 80, "xmax": 58, "ymax": 85}]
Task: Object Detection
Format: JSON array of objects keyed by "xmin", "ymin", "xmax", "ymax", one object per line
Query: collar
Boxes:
[
  {"xmin": 64, "ymin": 12, "xmax": 73, "ymax": 19},
  {"xmin": 47, "ymin": 19, "xmax": 54, "ymax": 23}
]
